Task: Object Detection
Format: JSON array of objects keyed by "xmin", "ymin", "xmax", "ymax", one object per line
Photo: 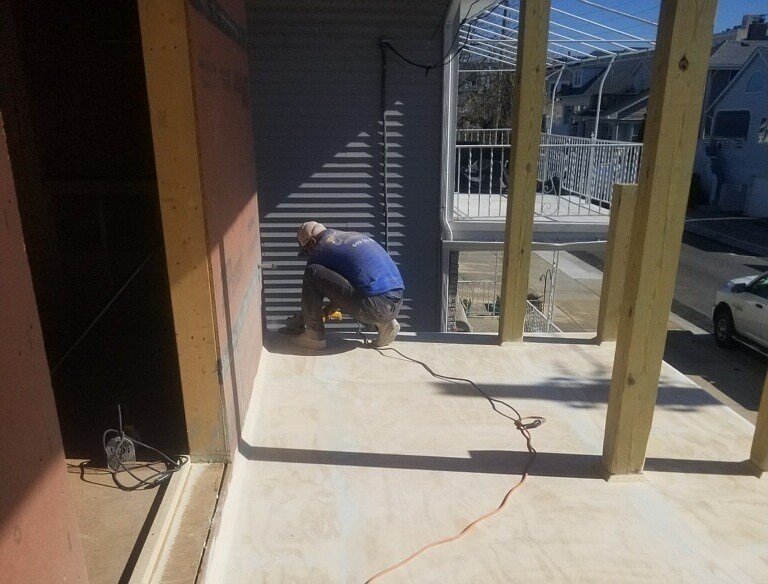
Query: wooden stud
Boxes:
[
  {"xmin": 596, "ymin": 184, "xmax": 637, "ymax": 343},
  {"xmin": 138, "ymin": 1, "xmax": 226, "ymax": 461},
  {"xmin": 498, "ymin": 0, "xmax": 551, "ymax": 343},
  {"xmin": 602, "ymin": 0, "xmax": 716, "ymax": 476},
  {"xmin": 750, "ymin": 373, "xmax": 768, "ymax": 472}
]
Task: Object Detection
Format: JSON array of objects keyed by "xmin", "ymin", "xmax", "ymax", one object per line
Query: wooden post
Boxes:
[
  {"xmin": 750, "ymin": 373, "xmax": 768, "ymax": 472},
  {"xmin": 596, "ymin": 184, "xmax": 637, "ymax": 343},
  {"xmin": 602, "ymin": 0, "xmax": 716, "ymax": 476},
  {"xmin": 138, "ymin": 1, "xmax": 227, "ymax": 461},
  {"xmin": 498, "ymin": 0, "xmax": 551, "ymax": 343}
]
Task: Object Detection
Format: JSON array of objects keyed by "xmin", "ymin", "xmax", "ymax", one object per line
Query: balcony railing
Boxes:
[
  {"xmin": 457, "ymin": 279, "xmax": 561, "ymax": 333},
  {"xmin": 453, "ymin": 129, "xmax": 643, "ymax": 221}
]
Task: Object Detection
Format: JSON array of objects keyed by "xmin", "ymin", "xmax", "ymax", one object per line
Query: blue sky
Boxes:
[
  {"xmin": 715, "ymin": 0, "xmax": 768, "ymax": 31},
  {"xmin": 463, "ymin": 1, "xmax": 767, "ymax": 66},
  {"xmin": 552, "ymin": 0, "xmax": 766, "ymax": 37},
  {"xmin": 545, "ymin": 0, "xmax": 767, "ymax": 58}
]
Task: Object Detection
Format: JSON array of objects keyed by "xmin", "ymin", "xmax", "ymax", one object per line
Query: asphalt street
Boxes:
[{"xmin": 575, "ymin": 231, "xmax": 768, "ymax": 421}]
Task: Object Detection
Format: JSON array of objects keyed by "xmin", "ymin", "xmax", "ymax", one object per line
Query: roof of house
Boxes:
[
  {"xmin": 573, "ymin": 91, "xmax": 649, "ymax": 122},
  {"xmin": 580, "ymin": 53, "xmax": 653, "ymax": 96},
  {"xmin": 556, "ymin": 52, "xmax": 654, "ymax": 98},
  {"xmin": 709, "ymin": 39, "xmax": 768, "ymax": 69},
  {"xmin": 604, "ymin": 91, "xmax": 649, "ymax": 120}
]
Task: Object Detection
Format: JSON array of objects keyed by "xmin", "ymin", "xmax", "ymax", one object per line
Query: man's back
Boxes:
[{"xmin": 308, "ymin": 230, "xmax": 404, "ymax": 296}]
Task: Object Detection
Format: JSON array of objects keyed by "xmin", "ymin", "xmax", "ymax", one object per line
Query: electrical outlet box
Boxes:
[{"xmin": 105, "ymin": 436, "xmax": 136, "ymax": 469}]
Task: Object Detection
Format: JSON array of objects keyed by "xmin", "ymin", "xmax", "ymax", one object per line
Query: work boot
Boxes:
[
  {"xmin": 292, "ymin": 328, "xmax": 327, "ymax": 350},
  {"xmin": 281, "ymin": 313, "xmax": 304, "ymax": 334},
  {"xmin": 373, "ymin": 319, "xmax": 400, "ymax": 347}
]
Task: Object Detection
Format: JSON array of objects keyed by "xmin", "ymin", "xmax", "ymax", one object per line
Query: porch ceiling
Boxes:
[
  {"xmin": 458, "ymin": 0, "xmax": 658, "ymax": 71},
  {"xmin": 203, "ymin": 332, "xmax": 768, "ymax": 582}
]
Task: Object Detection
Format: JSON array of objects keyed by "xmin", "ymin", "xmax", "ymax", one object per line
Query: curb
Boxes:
[{"xmin": 684, "ymin": 222, "xmax": 768, "ymax": 257}]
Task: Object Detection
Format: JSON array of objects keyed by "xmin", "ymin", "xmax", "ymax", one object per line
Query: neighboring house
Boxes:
[
  {"xmin": 700, "ymin": 39, "xmax": 768, "ymax": 138},
  {"xmin": 696, "ymin": 46, "xmax": 768, "ymax": 216},
  {"xmin": 549, "ymin": 52, "xmax": 653, "ymax": 141},
  {"xmin": 547, "ymin": 59, "xmax": 604, "ymax": 134}
]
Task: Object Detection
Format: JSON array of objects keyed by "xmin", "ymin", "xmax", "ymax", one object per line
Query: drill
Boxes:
[{"xmin": 323, "ymin": 306, "xmax": 343, "ymax": 322}]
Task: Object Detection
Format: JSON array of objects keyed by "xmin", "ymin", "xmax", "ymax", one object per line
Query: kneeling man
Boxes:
[{"xmin": 291, "ymin": 221, "xmax": 404, "ymax": 349}]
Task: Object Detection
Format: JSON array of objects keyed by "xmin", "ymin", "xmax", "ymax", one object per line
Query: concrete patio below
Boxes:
[{"xmin": 202, "ymin": 332, "xmax": 768, "ymax": 583}]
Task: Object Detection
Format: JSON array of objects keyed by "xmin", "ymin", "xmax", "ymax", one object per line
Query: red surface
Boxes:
[
  {"xmin": 0, "ymin": 115, "xmax": 88, "ymax": 581},
  {"xmin": 188, "ymin": 2, "xmax": 263, "ymax": 450}
]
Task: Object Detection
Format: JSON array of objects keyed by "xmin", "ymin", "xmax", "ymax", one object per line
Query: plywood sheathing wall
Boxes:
[
  {"xmin": 139, "ymin": 0, "xmax": 262, "ymax": 460},
  {"xmin": 0, "ymin": 113, "xmax": 88, "ymax": 583},
  {"xmin": 188, "ymin": 2, "xmax": 263, "ymax": 447}
]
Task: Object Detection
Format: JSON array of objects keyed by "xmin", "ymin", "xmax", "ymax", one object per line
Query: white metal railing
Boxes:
[
  {"xmin": 538, "ymin": 134, "xmax": 643, "ymax": 212},
  {"xmin": 524, "ymin": 301, "xmax": 559, "ymax": 334},
  {"xmin": 457, "ymin": 128, "xmax": 511, "ymax": 145},
  {"xmin": 456, "ymin": 280, "xmax": 561, "ymax": 333},
  {"xmin": 457, "ymin": 280, "xmax": 500, "ymax": 316},
  {"xmin": 453, "ymin": 130, "xmax": 642, "ymax": 220}
]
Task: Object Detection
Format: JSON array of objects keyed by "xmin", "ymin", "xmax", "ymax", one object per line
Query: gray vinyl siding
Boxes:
[
  {"xmin": 248, "ymin": 0, "xmax": 447, "ymax": 331},
  {"xmin": 710, "ymin": 52, "xmax": 768, "ymax": 191}
]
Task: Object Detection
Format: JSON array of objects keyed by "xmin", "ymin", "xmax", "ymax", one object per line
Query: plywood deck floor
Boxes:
[{"xmin": 203, "ymin": 332, "xmax": 768, "ymax": 583}]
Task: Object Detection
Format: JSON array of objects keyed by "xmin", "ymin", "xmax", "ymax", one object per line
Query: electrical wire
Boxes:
[
  {"xmin": 357, "ymin": 325, "xmax": 544, "ymax": 583},
  {"xmin": 51, "ymin": 243, "xmax": 162, "ymax": 376},
  {"xmin": 380, "ymin": 39, "xmax": 390, "ymax": 253},
  {"xmin": 102, "ymin": 405, "xmax": 188, "ymax": 491},
  {"xmin": 382, "ymin": 0, "xmax": 507, "ymax": 76}
]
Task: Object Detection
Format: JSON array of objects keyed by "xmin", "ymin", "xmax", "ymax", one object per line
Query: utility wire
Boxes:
[
  {"xmin": 383, "ymin": 0, "xmax": 507, "ymax": 75},
  {"xmin": 102, "ymin": 405, "xmax": 187, "ymax": 491},
  {"xmin": 51, "ymin": 243, "xmax": 162, "ymax": 376}
]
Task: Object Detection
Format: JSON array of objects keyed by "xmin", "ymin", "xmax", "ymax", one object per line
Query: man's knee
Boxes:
[{"xmin": 303, "ymin": 263, "xmax": 321, "ymax": 281}]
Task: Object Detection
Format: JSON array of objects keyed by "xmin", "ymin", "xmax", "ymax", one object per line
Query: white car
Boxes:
[{"xmin": 713, "ymin": 271, "xmax": 768, "ymax": 350}]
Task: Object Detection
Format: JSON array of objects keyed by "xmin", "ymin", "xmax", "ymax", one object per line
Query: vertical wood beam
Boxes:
[
  {"xmin": 498, "ymin": 0, "xmax": 551, "ymax": 343},
  {"xmin": 138, "ymin": 0, "xmax": 226, "ymax": 461},
  {"xmin": 750, "ymin": 373, "xmax": 768, "ymax": 472},
  {"xmin": 602, "ymin": 0, "xmax": 716, "ymax": 476},
  {"xmin": 596, "ymin": 184, "xmax": 637, "ymax": 343}
]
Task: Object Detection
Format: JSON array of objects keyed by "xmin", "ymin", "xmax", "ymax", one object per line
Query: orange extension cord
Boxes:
[{"xmin": 362, "ymin": 341, "xmax": 544, "ymax": 584}]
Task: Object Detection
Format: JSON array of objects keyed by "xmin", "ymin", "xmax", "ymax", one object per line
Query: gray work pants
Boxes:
[{"xmin": 301, "ymin": 264, "xmax": 402, "ymax": 332}]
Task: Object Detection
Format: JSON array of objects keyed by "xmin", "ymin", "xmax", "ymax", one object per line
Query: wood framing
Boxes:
[
  {"xmin": 602, "ymin": 0, "xmax": 717, "ymax": 476},
  {"xmin": 596, "ymin": 184, "xmax": 637, "ymax": 343},
  {"xmin": 751, "ymin": 373, "xmax": 768, "ymax": 472},
  {"xmin": 138, "ymin": 0, "xmax": 226, "ymax": 461},
  {"xmin": 498, "ymin": 0, "xmax": 551, "ymax": 343}
]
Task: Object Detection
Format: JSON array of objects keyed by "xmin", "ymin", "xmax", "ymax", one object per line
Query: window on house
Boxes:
[
  {"xmin": 759, "ymin": 118, "xmax": 768, "ymax": 144},
  {"xmin": 573, "ymin": 70, "xmax": 583, "ymax": 88},
  {"xmin": 711, "ymin": 110, "xmax": 750, "ymax": 140},
  {"xmin": 746, "ymin": 72, "xmax": 764, "ymax": 93}
]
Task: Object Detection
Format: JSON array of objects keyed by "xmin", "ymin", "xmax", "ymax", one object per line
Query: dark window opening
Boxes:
[{"xmin": 712, "ymin": 110, "xmax": 750, "ymax": 140}]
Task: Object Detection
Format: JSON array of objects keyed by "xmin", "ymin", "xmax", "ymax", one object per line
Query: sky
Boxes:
[
  {"xmin": 553, "ymin": 0, "xmax": 767, "ymax": 36},
  {"xmin": 546, "ymin": 0, "xmax": 768, "ymax": 59},
  {"xmin": 461, "ymin": 1, "xmax": 768, "ymax": 67},
  {"xmin": 714, "ymin": 0, "xmax": 768, "ymax": 32}
]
